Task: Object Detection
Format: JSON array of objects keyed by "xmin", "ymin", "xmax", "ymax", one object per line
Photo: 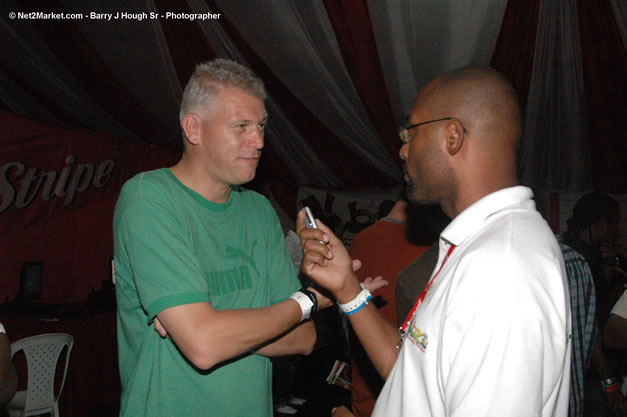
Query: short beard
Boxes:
[
  {"xmin": 403, "ymin": 164, "xmax": 442, "ymax": 206},
  {"xmin": 405, "ymin": 176, "xmax": 418, "ymax": 203},
  {"xmin": 406, "ymin": 181, "xmax": 438, "ymax": 205}
]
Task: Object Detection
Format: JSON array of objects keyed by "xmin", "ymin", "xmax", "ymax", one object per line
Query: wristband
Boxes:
[
  {"xmin": 338, "ymin": 286, "xmax": 372, "ymax": 315},
  {"xmin": 604, "ymin": 384, "xmax": 620, "ymax": 393},
  {"xmin": 290, "ymin": 289, "xmax": 318, "ymax": 322},
  {"xmin": 602, "ymin": 377, "xmax": 619, "ymax": 387},
  {"xmin": 300, "ymin": 288, "xmax": 318, "ymax": 316}
]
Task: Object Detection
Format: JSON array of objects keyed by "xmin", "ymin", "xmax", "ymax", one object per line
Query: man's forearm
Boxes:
[
  {"xmin": 297, "ymin": 213, "xmax": 399, "ymax": 378},
  {"xmin": 591, "ymin": 331, "xmax": 615, "ymax": 378},
  {"xmin": 0, "ymin": 334, "xmax": 17, "ymax": 407},
  {"xmin": 590, "ymin": 329, "xmax": 625, "ymax": 411},
  {"xmin": 254, "ymin": 320, "xmax": 316, "ymax": 357},
  {"xmin": 345, "ymin": 301, "xmax": 401, "ymax": 379},
  {"xmin": 158, "ymin": 298, "xmax": 306, "ymax": 370},
  {"xmin": 0, "ymin": 365, "xmax": 17, "ymax": 407},
  {"xmin": 604, "ymin": 314, "xmax": 627, "ymax": 349}
]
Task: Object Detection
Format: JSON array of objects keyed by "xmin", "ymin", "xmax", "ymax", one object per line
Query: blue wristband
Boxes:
[{"xmin": 343, "ymin": 294, "xmax": 373, "ymax": 315}]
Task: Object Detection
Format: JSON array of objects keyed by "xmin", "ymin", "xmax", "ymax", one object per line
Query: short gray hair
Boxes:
[{"xmin": 179, "ymin": 58, "xmax": 266, "ymax": 123}]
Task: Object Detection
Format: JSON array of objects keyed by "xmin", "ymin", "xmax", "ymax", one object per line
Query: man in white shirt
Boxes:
[{"xmin": 299, "ymin": 66, "xmax": 571, "ymax": 417}]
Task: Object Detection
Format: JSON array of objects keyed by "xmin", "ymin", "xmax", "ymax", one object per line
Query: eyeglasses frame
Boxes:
[{"xmin": 398, "ymin": 117, "xmax": 469, "ymax": 143}]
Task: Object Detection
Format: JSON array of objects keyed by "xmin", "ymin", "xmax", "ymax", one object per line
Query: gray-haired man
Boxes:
[{"xmin": 114, "ymin": 59, "xmax": 318, "ymax": 417}]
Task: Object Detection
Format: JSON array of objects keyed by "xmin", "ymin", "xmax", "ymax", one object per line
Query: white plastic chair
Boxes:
[{"xmin": 6, "ymin": 333, "xmax": 73, "ymax": 417}]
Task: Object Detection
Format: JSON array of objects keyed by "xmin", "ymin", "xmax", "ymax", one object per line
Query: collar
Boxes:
[{"xmin": 440, "ymin": 186, "xmax": 534, "ymax": 247}]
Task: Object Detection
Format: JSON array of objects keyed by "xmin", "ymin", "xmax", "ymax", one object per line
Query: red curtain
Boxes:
[
  {"xmin": 205, "ymin": 0, "xmax": 393, "ymax": 187},
  {"xmin": 323, "ymin": 0, "xmax": 401, "ymax": 166},
  {"xmin": 17, "ymin": 0, "xmax": 176, "ymax": 150},
  {"xmin": 578, "ymin": 0, "xmax": 627, "ymax": 194},
  {"xmin": 490, "ymin": 0, "xmax": 541, "ymax": 113}
]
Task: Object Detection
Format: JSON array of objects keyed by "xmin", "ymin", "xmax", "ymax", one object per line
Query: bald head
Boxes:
[
  {"xmin": 402, "ymin": 67, "xmax": 522, "ymax": 217},
  {"xmin": 421, "ymin": 66, "xmax": 522, "ymax": 151}
]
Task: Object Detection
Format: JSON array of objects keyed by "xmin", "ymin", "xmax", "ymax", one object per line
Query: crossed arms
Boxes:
[{"xmin": 156, "ymin": 294, "xmax": 316, "ymax": 370}]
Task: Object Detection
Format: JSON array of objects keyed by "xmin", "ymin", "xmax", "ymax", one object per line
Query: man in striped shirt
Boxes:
[{"xmin": 559, "ymin": 242, "xmax": 597, "ymax": 417}]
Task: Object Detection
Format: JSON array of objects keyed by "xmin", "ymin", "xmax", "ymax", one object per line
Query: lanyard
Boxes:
[{"xmin": 398, "ymin": 244, "xmax": 456, "ymax": 346}]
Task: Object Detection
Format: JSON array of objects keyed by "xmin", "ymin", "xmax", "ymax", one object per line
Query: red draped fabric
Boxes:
[
  {"xmin": 155, "ymin": 0, "xmax": 217, "ymax": 92},
  {"xmin": 578, "ymin": 0, "xmax": 627, "ymax": 194},
  {"xmin": 0, "ymin": 65, "xmax": 85, "ymax": 128},
  {"xmin": 490, "ymin": 0, "xmax": 541, "ymax": 112},
  {"xmin": 205, "ymin": 0, "xmax": 392, "ymax": 187},
  {"xmin": 15, "ymin": 0, "xmax": 175, "ymax": 150},
  {"xmin": 323, "ymin": 0, "xmax": 401, "ymax": 166}
]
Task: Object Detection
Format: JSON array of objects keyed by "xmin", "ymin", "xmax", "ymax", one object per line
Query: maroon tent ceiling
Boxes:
[{"xmin": 1, "ymin": 0, "xmax": 625, "ymax": 192}]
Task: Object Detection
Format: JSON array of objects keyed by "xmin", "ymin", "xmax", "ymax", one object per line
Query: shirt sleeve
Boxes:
[{"xmin": 114, "ymin": 179, "xmax": 210, "ymax": 320}]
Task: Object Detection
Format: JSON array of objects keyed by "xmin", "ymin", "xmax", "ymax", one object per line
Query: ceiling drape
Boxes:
[
  {"xmin": 520, "ymin": 0, "xmax": 591, "ymax": 192},
  {"xmin": 0, "ymin": 0, "xmax": 625, "ymax": 192},
  {"xmin": 578, "ymin": 0, "xmax": 627, "ymax": 194}
]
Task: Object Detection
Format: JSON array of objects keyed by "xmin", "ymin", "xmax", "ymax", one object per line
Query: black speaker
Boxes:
[{"xmin": 16, "ymin": 261, "xmax": 42, "ymax": 301}]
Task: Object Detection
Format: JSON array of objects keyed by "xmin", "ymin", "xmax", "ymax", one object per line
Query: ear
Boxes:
[
  {"xmin": 181, "ymin": 114, "xmax": 203, "ymax": 146},
  {"xmin": 443, "ymin": 119, "xmax": 465, "ymax": 156}
]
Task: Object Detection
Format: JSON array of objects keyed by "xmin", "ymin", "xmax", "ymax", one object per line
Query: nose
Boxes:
[
  {"xmin": 249, "ymin": 128, "xmax": 264, "ymax": 150},
  {"xmin": 399, "ymin": 143, "xmax": 409, "ymax": 161}
]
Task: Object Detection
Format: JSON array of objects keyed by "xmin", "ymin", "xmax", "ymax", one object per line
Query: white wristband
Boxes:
[
  {"xmin": 337, "ymin": 287, "xmax": 372, "ymax": 315},
  {"xmin": 290, "ymin": 291, "xmax": 314, "ymax": 322}
]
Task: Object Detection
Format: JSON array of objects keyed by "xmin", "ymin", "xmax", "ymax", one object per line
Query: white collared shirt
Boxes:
[{"xmin": 373, "ymin": 186, "xmax": 572, "ymax": 417}]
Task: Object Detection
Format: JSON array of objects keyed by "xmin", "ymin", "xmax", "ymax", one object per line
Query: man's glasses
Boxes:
[{"xmin": 398, "ymin": 117, "xmax": 469, "ymax": 143}]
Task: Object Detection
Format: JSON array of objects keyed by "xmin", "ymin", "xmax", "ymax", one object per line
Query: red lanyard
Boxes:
[{"xmin": 400, "ymin": 244, "xmax": 456, "ymax": 334}]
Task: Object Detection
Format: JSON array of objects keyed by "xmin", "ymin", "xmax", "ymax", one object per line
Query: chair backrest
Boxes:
[{"xmin": 10, "ymin": 333, "xmax": 73, "ymax": 413}]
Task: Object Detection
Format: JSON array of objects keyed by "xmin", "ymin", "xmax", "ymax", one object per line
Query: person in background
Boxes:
[
  {"xmin": 299, "ymin": 66, "xmax": 571, "ymax": 417},
  {"xmin": 348, "ymin": 196, "xmax": 429, "ymax": 417},
  {"xmin": 560, "ymin": 192, "xmax": 625, "ymax": 416},
  {"xmin": 272, "ymin": 228, "xmax": 310, "ymax": 415},
  {"xmin": 0, "ymin": 322, "xmax": 17, "ymax": 414},
  {"xmin": 605, "ymin": 290, "xmax": 627, "ymax": 350},
  {"xmin": 559, "ymin": 241, "xmax": 612, "ymax": 417},
  {"xmin": 113, "ymin": 59, "xmax": 320, "ymax": 417},
  {"xmin": 394, "ymin": 204, "xmax": 450, "ymax": 323},
  {"xmin": 604, "ymin": 288, "xmax": 627, "ymax": 403},
  {"xmin": 604, "ymin": 289, "xmax": 627, "ymax": 410}
]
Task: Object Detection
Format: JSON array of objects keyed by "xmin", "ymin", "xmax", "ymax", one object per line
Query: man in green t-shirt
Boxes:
[{"xmin": 113, "ymin": 59, "xmax": 321, "ymax": 417}]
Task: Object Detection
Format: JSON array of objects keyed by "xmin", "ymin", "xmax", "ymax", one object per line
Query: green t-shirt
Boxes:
[{"xmin": 113, "ymin": 168, "xmax": 300, "ymax": 417}]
